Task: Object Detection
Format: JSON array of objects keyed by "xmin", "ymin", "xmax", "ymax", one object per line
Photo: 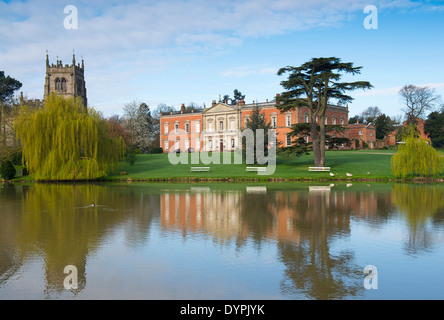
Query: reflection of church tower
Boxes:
[{"xmin": 43, "ymin": 51, "xmax": 87, "ymax": 107}]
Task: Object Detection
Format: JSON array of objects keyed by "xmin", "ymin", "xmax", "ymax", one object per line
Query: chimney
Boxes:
[
  {"xmin": 212, "ymin": 100, "xmax": 216, "ymax": 107},
  {"xmin": 181, "ymin": 104, "xmax": 185, "ymax": 113},
  {"xmin": 239, "ymin": 99, "xmax": 245, "ymax": 106}
]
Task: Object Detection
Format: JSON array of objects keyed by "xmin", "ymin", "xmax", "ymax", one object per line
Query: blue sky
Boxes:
[{"xmin": 1, "ymin": 0, "xmax": 443, "ymax": 118}]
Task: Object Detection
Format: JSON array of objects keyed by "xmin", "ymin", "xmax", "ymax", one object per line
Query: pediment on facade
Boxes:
[{"xmin": 203, "ymin": 103, "xmax": 237, "ymax": 114}]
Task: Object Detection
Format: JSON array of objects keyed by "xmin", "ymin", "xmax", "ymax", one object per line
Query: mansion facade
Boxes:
[{"xmin": 159, "ymin": 95, "xmax": 350, "ymax": 153}]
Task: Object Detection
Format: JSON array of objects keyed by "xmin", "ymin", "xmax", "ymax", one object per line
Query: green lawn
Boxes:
[{"xmin": 107, "ymin": 150, "xmax": 401, "ymax": 181}]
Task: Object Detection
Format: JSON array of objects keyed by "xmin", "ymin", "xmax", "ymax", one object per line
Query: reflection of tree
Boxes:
[
  {"xmin": 274, "ymin": 190, "xmax": 364, "ymax": 300},
  {"xmin": 392, "ymin": 184, "xmax": 444, "ymax": 255},
  {"xmin": 240, "ymin": 191, "xmax": 275, "ymax": 249},
  {"xmin": 0, "ymin": 183, "xmax": 157, "ymax": 297}
]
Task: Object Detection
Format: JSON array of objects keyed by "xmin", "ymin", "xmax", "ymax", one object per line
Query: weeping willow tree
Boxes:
[
  {"xmin": 15, "ymin": 93, "xmax": 125, "ymax": 180},
  {"xmin": 391, "ymin": 126, "xmax": 444, "ymax": 179}
]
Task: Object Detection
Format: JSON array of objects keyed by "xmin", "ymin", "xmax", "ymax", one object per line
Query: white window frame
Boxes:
[
  {"xmin": 285, "ymin": 115, "xmax": 291, "ymax": 127},
  {"xmin": 271, "ymin": 117, "xmax": 277, "ymax": 128}
]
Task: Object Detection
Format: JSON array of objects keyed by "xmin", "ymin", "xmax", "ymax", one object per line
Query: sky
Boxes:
[{"xmin": 1, "ymin": 0, "xmax": 443, "ymax": 118}]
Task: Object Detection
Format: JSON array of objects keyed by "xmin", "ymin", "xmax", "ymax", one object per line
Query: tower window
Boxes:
[
  {"xmin": 61, "ymin": 78, "xmax": 67, "ymax": 91},
  {"xmin": 55, "ymin": 78, "xmax": 61, "ymax": 90}
]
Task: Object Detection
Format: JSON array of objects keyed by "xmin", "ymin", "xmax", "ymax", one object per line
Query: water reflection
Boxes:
[
  {"xmin": 392, "ymin": 184, "xmax": 444, "ymax": 255},
  {"xmin": 1, "ymin": 182, "xmax": 444, "ymax": 299}
]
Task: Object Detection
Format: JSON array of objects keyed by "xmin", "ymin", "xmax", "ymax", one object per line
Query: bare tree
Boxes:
[
  {"xmin": 399, "ymin": 85, "xmax": 441, "ymax": 121},
  {"xmin": 360, "ymin": 106, "xmax": 381, "ymax": 123}
]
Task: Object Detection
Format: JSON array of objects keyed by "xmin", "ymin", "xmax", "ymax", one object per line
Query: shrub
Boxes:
[
  {"xmin": 151, "ymin": 147, "xmax": 163, "ymax": 154},
  {"xmin": 125, "ymin": 152, "xmax": 137, "ymax": 166},
  {"xmin": 0, "ymin": 160, "xmax": 16, "ymax": 180}
]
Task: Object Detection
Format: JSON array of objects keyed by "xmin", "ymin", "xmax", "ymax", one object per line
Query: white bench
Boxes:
[
  {"xmin": 246, "ymin": 167, "xmax": 267, "ymax": 172},
  {"xmin": 190, "ymin": 167, "xmax": 210, "ymax": 172},
  {"xmin": 308, "ymin": 167, "xmax": 331, "ymax": 172}
]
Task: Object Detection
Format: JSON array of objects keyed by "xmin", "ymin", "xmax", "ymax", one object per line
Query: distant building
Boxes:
[
  {"xmin": 159, "ymin": 95, "xmax": 349, "ymax": 152},
  {"xmin": 43, "ymin": 51, "xmax": 87, "ymax": 107},
  {"xmin": 346, "ymin": 121, "xmax": 376, "ymax": 149},
  {"xmin": 403, "ymin": 118, "xmax": 430, "ymax": 141}
]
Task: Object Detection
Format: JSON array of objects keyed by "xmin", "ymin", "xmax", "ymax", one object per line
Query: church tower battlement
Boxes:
[{"xmin": 44, "ymin": 51, "xmax": 87, "ymax": 107}]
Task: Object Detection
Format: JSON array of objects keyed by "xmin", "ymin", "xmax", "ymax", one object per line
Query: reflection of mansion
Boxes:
[{"xmin": 159, "ymin": 95, "xmax": 350, "ymax": 152}]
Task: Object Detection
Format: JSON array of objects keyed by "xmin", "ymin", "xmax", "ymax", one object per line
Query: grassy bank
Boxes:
[
  {"xmin": 107, "ymin": 150, "xmax": 401, "ymax": 182},
  {"xmin": 7, "ymin": 150, "xmax": 443, "ymax": 183}
]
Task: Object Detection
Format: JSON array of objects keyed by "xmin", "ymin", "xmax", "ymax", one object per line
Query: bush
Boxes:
[
  {"xmin": 125, "ymin": 152, "xmax": 137, "ymax": 166},
  {"xmin": 150, "ymin": 147, "xmax": 163, "ymax": 154},
  {"xmin": 0, "ymin": 160, "xmax": 16, "ymax": 180}
]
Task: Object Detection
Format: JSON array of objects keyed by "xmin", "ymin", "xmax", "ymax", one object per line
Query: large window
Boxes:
[
  {"xmin": 175, "ymin": 124, "xmax": 179, "ymax": 134},
  {"xmin": 164, "ymin": 123, "xmax": 169, "ymax": 134},
  {"xmin": 55, "ymin": 78, "xmax": 61, "ymax": 91},
  {"xmin": 286, "ymin": 135, "xmax": 291, "ymax": 146},
  {"xmin": 304, "ymin": 113, "xmax": 309, "ymax": 123},
  {"xmin": 271, "ymin": 117, "xmax": 277, "ymax": 128},
  {"xmin": 219, "ymin": 121, "xmax": 224, "ymax": 131},
  {"xmin": 196, "ymin": 121, "xmax": 200, "ymax": 133},
  {"xmin": 61, "ymin": 78, "xmax": 67, "ymax": 91},
  {"xmin": 185, "ymin": 123, "xmax": 189, "ymax": 133},
  {"xmin": 164, "ymin": 141, "xmax": 169, "ymax": 151},
  {"xmin": 285, "ymin": 115, "xmax": 291, "ymax": 127},
  {"xmin": 208, "ymin": 122, "xmax": 213, "ymax": 132},
  {"xmin": 230, "ymin": 120, "xmax": 235, "ymax": 130}
]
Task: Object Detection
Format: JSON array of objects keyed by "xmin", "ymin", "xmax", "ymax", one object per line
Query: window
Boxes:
[
  {"xmin": 304, "ymin": 113, "xmax": 309, "ymax": 123},
  {"xmin": 324, "ymin": 116, "xmax": 328, "ymax": 125},
  {"xmin": 271, "ymin": 117, "xmax": 277, "ymax": 128},
  {"xmin": 286, "ymin": 115, "xmax": 291, "ymax": 127},
  {"xmin": 231, "ymin": 139, "xmax": 235, "ymax": 148},
  {"xmin": 195, "ymin": 139, "xmax": 200, "ymax": 151},
  {"xmin": 55, "ymin": 78, "xmax": 61, "ymax": 90},
  {"xmin": 340, "ymin": 117, "xmax": 344, "ymax": 125},
  {"xmin": 175, "ymin": 124, "xmax": 179, "ymax": 134},
  {"xmin": 332, "ymin": 117, "xmax": 336, "ymax": 125},
  {"xmin": 305, "ymin": 135, "xmax": 309, "ymax": 143},
  {"xmin": 230, "ymin": 120, "xmax": 235, "ymax": 130},
  {"xmin": 286, "ymin": 135, "xmax": 291, "ymax": 146},
  {"xmin": 208, "ymin": 122, "xmax": 213, "ymax": 132},
  {"xmin": 359, "ymin": 130, "xmax": 363, "ymax": 135},
  {"xmin": 185, "ymin": 123, "xmax": 189, "ymax": 133},
  {"xmin": 196, "ymin": 122, "xmax": 200, "ymax": 133},
  {"xmin": 185, "ymin": 139, "xmax": 190, "ymax": 150},
  {"xmin": 209, "ymin": 140, "xmax": 213, "ymax": 149},
  {"xmin": 61, "ymin": 78, "xmax": 67, "ymax": 91},
  {"xmin": 164, "ymin": 141, "xmax": 169, "ymax": 151},
  {"xmin": 164, "ymin": 123, "xmax": 169, "ymax": 134},
  {"xmin": 219, "ymin": 121, "xmax": 223, "ymax": 131}
]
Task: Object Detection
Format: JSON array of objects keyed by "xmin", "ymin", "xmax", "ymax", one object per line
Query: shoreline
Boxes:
[{"xmin": 4, "ymin": 176, "xmax": 444, "ymax": 184}]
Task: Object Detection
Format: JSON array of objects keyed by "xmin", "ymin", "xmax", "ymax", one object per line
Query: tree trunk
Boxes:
[
  {"xmin": 310, "ymin": 114, "xmax": 322, "ymax": 167},
  {"xmin": 319, "ymin": 115, "xmax": 326, "ymax": 167}
]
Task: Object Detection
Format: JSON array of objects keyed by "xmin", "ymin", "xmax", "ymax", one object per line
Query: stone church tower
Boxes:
[{"xmin": 43, "ymin": 51, "xmax": 87, "ymax": 107}]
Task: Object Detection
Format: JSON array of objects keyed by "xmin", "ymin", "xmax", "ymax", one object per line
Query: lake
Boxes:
[{"xmin": 0, "ymin": 182, "xmax": 443, "ymax": 300}]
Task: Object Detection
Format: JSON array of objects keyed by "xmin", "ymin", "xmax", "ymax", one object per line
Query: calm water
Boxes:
[{"xmin": 0, "ymin": 182, "xmax": 443, "ymax": 300}]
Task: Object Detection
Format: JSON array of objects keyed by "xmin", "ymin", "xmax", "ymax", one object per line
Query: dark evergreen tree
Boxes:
[
  {"xmin": 242, "ymin": 105, "xmax": 271, "ymax": 164},
  {"xmin": 277, "ymin": 57, "xmax": 372, "ymax": 167},
  {"xmin": 424, "ymin": 109, "xmax": 444, "ymax": 148}
]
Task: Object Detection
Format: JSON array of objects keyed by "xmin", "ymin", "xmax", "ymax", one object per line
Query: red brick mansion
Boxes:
[{"xmin": 159, "ymin": 94, "xmax": 359, "ymax": 152}]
